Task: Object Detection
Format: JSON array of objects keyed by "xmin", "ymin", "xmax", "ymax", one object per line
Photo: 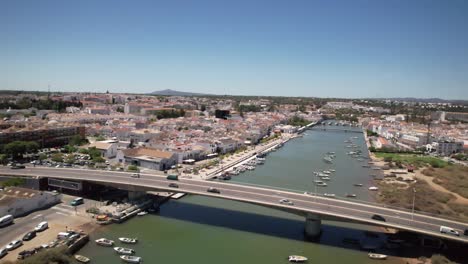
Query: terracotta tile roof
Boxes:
[{"xmin": 122, "ymin": 147, "xmax": 174, "ymax": 159}]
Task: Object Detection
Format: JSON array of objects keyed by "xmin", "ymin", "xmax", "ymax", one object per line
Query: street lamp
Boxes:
[{"xmin": 411, "ymin": 188, "xmax": 416, "ymax": 221}]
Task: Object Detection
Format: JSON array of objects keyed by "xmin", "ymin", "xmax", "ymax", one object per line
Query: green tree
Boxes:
[
  {"xmin": 95, "ymin": 135, "xmax": 106, "ymax": 141},
  {"xmin": 63, "ymin": 145, "xmax": 77, "ymax": 153},
  {"xmin": 69, "ymin": 135, "xmax": 87, "ymax": 146},
  {"xmin": 38, "ymin": 153, "xmax": 47, "ymax": 161},
  {"xmin": 65, "ymin": 154, "xmax": 76, "ymax": 164},
  {"xmin": 92, "ymin": 155, "xmax": 105, "ymax": 163},
  {"xmin": 0, "ymin": 154, "xmax": 8, "ymax": 165},
  {"xmin": 127, "ymin": 165, "xmax": 138, "ymax": 171},
  {"xmin": 51, "ymin": 153, "xmax": 64, "ymax": 163},
  {"xmin": 4, "ymin": 141, "xmax": 27, "ymax": 158}
]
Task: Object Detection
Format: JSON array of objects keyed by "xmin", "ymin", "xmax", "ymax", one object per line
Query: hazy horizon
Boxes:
[{"xmin": 1, "ymin": 0, "xmax": 468, "ymax": 100}]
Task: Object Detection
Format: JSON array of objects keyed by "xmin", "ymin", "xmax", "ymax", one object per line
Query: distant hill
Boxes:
[{"xmin": 149, "ymin": 89, "xmax": 211, "ymax": 96}]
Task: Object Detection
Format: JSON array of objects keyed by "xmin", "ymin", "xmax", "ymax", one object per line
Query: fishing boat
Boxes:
[
  {"xmin": 288, "ymin": 255, "xmax": 308, "ymax": 262},
  {"xmin": 353, "ymin": 183, "xmax": 363, "ymax": 187},
  {"xmin": 114, "ymin": 247, "xmax": 135, "ymax": 255},
  {"xmin": 74, "ymin": 255, "xmax": 90, "ymax": 263},
  {"xmin": 322, "ymin": 170, "xmax": 331, "ymax": 174},
  {"xmin": 120, "ymin": 255, "xmax": 142, "ymax": 263},
  {"xmin": 137, "ymin": 211, "xmax": 148, "ymax": 216},
  {"xmin": 323, "ymin": 156, "xmax": 333, "ymax": 163},
  {"xmin": 345, "ymin": 193, "xmax": 357, "ymax": 198},
  {"xmin": 326, "ymin": 151, "xmax": 335, "ymax": 155},
  {"xmin": 319, "ymin": 176, "xmax": 331, "ymax": 181},
  {"xmin": 313, "ymin": 180, "xmax": 324, "ymax": 183},
  {"xmin": 95, "ymin": 238, "xmax": 114, "ymax": 247},
  {"xmin": 329, "ymin": 169, "xmax": 336, "ymax": 172},
  {"xmin": 316, "ymin": 182, "xmax": 327, "ymax": 187},
  {"xmin": 323, "ymin": 193, "xmax": 335, "ymax": 198},
  {"xmin": 368, "ymin": 253, "xmax": 387, "ymax": 260},
  {"xmin": 318, "ymin": 173, "xmax": 328, "ymax": 177},
  {"xmin": 119, "ymin": 237, "xmax": 138, "ymax": 244}
]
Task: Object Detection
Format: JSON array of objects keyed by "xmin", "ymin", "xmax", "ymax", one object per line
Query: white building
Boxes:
[{"xmin": 0, "ymin": 187, "xmax": 61, "ymax": 217}]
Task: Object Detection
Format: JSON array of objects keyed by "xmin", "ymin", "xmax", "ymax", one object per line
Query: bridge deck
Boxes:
[{"xmin": 0, "ymin": 167, "xmax": 467, "ymax": 244}]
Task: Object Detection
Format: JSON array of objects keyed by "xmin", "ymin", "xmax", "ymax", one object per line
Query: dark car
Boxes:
[
  {"xmin": 168, "ymin": 183, "xmax": 179, "ymax": 188},
  {"xmin": 11, "ymin": 165, "xmax": 26, "ymax": 169},
  {"xmin": 207, "ymin": 187, "xmax": 220, "ymax": 194},
  {"xmin": 371, "ymin": 214, "xmax": 386, "ymax": 222},
  {"xmin": 17, "ymin": 249, "xmax": 35, "ymax": 260},
  {"xmin": 22, "ymin": 231, "xmax": 36, "ymax": 241},
  {"xmin": 464, "ymin": 229, "xmax": 468, "ymax": 236}
]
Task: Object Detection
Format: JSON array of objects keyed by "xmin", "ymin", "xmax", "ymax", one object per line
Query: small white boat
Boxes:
[
  {"xmin": 329, "ymin": 169, "xmax": 336, "ymax": 172},
  {"xmin": 322, "ymin": 170, "xmax": 331, "ymax": 174},
  {"xmin": 288, "ymin": 255, "xmax": 308, "ymax": 262},
  {"xmin": 316, "ymin": 182, "xmax": 327, "ymax": 187},
  {"xmin": 320, "ymin": 176, "xmax": 331, "ymax": 181},
  {"xmin": 346, "ymin": 193, "xmax": 357, "ymax": 198},
  {"xmin": 368, "ymin": 253, "xmax": 387, "ymax": 260},
  {"xmin": 120, "ymin": 255, "xmax": 142, "ymax": 263},
  {"xmin": 369, "ymin": 186, "xmax": 379, "ymax": 191},
  {"xmin": 323, "ymin": 193, "xmax": 335, "ymax": 198},
  {"xmin": 354, "ymin": 183, "xmax": 363, "ymax": 187},
  {"xmin": 137, "ymin": 211, "xmax": 148, "ymax": 216},
  {"xmin": 75, "ymin": 255, "xmax": 90, "ymax": 263},
  {"xmin": 119, "ymin": 237, "xmax": 138, "ymax": 244},
  {"xmin": 95, "ymin": 238, "xmax": 114, "ymax": 247},
  {"xmin": 114, "ymin": 247, "xmax": 135, "ymax": 255}
]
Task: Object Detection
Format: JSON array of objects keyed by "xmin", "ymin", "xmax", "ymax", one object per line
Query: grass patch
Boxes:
[
  {"xmin": 374, "ymin": 153, "xmax": 448, "ymax": 168},
  {"xmin": 421, "ymin": 165, "xmax": 468, "ymax": 199}
]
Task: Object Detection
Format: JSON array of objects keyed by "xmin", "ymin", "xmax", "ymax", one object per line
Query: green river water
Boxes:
[{"xmin": 77, "ymin": 125, "xmax": 404, "ymax": 264}]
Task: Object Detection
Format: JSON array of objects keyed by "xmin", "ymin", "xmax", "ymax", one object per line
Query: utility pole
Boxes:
[{"xmin": 411, "ymin": 188, "xmax": 416, "ymax": 221}]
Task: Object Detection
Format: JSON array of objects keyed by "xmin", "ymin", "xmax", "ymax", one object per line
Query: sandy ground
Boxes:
[{"xmin": 413, "ymin": 169, "xmax": 468, "ymax": 205}]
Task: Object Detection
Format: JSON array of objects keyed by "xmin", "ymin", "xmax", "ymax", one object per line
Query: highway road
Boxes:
[{"xmin": 1, "ymin": 166, "xmax": 467, "ymax": 243}]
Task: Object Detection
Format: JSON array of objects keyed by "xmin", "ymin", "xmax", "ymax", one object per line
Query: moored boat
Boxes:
[
  {"xmin": 345, "ymin": 193, "xmax": 357, "ymax": 198},
  {"xmin": 323, "ymin": 193, "xmax": 335, "ymax": 198},
  {"xmin": 95, "ymin": 238, "xmax": 114, "ymax": 247},
  {"xmin": 316, "ymin": 182, "xmax": 327, "ymax": 187},
  {"xmin": 120, "ymin": 255, "xmax": 142, "ymax": 263},
  {"xmin": 114, "ymin": 247, "xmax": 135, "ymax": 255},
  {"xmin": 74, "ymin": 255, "xmax": 90, "ymax": 263},
  {"xmin": 368, "ymin": 253, "xmax": 387, "ymax": 260},
  {"xmin": 368, "ymin": 186, "xmax": 379, "ymax": 191},
  {"xmin": 137, "ymin": 211, "xmax": 147, "ymax": 216},
  {"xmin": 288, "ymin": 255, "xmax": 308, "ymax": 262},
  {"xmin": 119, "ymin": 237, "xmax": 138, "ymax": 244},
  {"xmin": 353, "ymin": 183, "xmax": 363, "ymax": 187}
]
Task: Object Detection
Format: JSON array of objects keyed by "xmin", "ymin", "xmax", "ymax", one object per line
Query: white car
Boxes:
[
  {"xmin": 6, "ymin": 240, "xmax": 22, "ymax": 251},
  {"xmin": 279, "ymin": 199, "xmax": 294, "ymax": 205},
  {"xmin": 0, "ymin": 248, "xmax": 7, "ymax": 258},
  {"xmin": 34, "ymin": 221, "xmax": 48, "ymax": 232}
]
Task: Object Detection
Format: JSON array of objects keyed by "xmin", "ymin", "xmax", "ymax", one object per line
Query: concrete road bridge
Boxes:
[{"xmin": 1, "ymin": 167, "xmax": 467, "ymax": 243}]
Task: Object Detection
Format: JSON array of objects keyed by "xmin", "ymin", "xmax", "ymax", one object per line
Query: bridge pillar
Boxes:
[
  {"xmin": 128, "ymin": 191, "xmax": 146, "ymax": 201},
  {"xmin": 304, "ymin": 213, "xmax": 322, "ymax": 239}
]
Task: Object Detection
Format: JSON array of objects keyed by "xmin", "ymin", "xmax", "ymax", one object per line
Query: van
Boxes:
[
  {"xmin": 0, "ymin": 215, "xmax": 14, "ymax": 227},
  {"xmin": 440, "ymin": 226, "xmax": 459, "ymax": 236},
  {"xmin": 57, "ymin": 232, "xmax": 71, "ymax": 240},
  {"xmin": 34, "ymin": 221, "xmax": 48, "ymax": 232},
  {"xmin": 70, "ymin": 197, "xmax": 84, "ymax": 206}
]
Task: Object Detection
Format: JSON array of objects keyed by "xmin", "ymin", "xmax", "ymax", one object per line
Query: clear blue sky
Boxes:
[{"xmin": 1, "ymin": 0, "xmax": 467, "ymax": 99}]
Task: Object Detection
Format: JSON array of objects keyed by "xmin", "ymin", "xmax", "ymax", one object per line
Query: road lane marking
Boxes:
[
  {"xmin": 32, "ymin": 214, "xmax": 43, "ymax": 219},
  {"xmin": 55, "ymin": 212, "xmax": 68, "ymax": 216}
]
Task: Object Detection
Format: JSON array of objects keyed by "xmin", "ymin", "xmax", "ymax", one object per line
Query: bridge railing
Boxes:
[{"xmin": 230, "ymin": 181, "xmax": 468, "ymax": 224}]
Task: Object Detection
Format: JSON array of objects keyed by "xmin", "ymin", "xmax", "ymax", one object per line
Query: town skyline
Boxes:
[{"xmin": 2, "ymin": 0, "xmax": 468, "ymax": 99}]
